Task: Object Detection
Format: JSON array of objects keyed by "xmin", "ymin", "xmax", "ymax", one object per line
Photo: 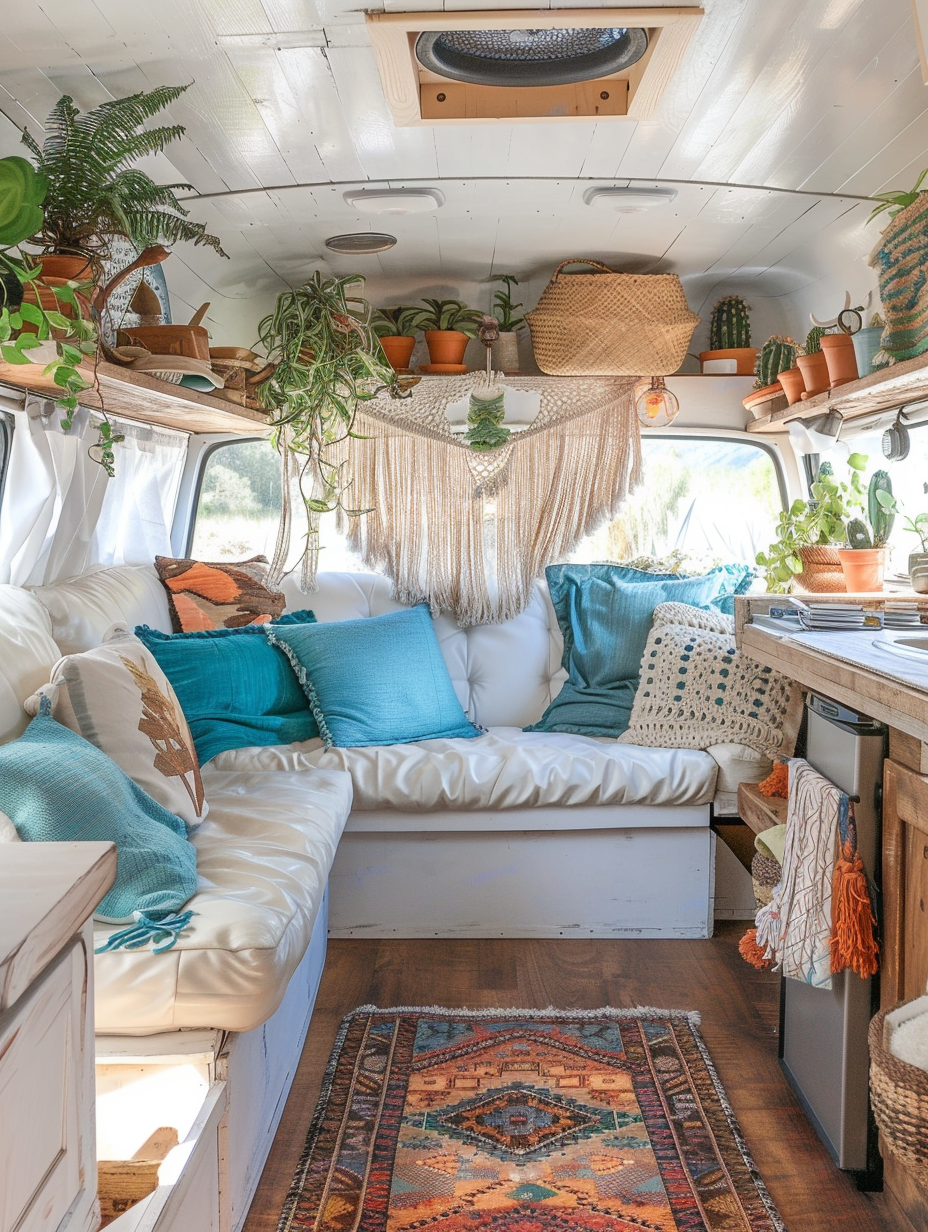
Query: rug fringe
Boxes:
[{"xmin": 348, "ymin": 1003, "xmax": 703, "ymax": 1026}]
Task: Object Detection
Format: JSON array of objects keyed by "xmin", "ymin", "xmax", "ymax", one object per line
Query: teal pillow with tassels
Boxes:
[
  {"xmin": 267, "ymin": 604, "xmax": 480, "ymax": 748},
  {"xmin": 527, "ymin": 563, "xmax": 751, "ymax": 738},
  {"xmin": 0, "ymin": 701, "xmax": 198, "ymax": 951}
]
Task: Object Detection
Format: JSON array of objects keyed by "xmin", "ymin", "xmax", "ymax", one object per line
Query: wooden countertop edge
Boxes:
[
  {"xmin": 739, "ymin": 623, "xmax": 928, "ymax": 743},
  {"xmin": 0, "ymin": 841, "xmax": 117, "ymax": 1012}
]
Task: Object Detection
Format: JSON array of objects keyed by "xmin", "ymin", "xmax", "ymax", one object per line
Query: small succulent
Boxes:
[
  {"xmin": 804, "ymin": 326, "xmax": 827, "ymax": 355},
  {"xmin": 372, "ymin": 306, "xmax": 426, "ymax": 338},
  {"xmin": 418, "ymin": 298, "xmax": 484, "ymax": 336}
]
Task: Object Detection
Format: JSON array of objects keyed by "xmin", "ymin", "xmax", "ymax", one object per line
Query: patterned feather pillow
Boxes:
[
  {"xmin": 26, "ymin": 627, "xmax": 206, "ymax": 829},
  {"xmin": 618, "ymin": 602, "xmax": 802, "ymax": 757},
  {"xmin": 155, "ymin": 554, "xmax": 285, "ymax": 631}
]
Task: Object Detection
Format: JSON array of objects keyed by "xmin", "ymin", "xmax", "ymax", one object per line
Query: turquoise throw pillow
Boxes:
[
  {"xmin": 0, "ymin": 706, "xmax": 197, "ymax": 925},
  {"xmin": 135, "ymin": 610, "xmax": 318, "ymax": 764},
  {"xmin": 527, "ymin": 563, "xmax": 748, "ymax": 737},
  {"xmin": 267, "ymin": 604, "xmax": 480, "ymax": 748}
]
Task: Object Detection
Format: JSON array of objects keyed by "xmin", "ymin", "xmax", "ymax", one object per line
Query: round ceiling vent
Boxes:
[
  {"xmin": 324, "ymin": 232, "xmax": 397, "ymax": 254},
  {"xmin": 414, "ymin": 27, "xmax": 649, "ymax": 88}
]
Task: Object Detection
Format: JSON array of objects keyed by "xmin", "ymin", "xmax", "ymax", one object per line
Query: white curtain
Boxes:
[{"xmin": 0, "ymin": 396, "xmax": 187, "ymax": 587}]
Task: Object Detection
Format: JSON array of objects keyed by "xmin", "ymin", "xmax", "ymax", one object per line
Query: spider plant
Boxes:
[
  {"xmin": 418, "ymin": 298, "xmax": 484, "ymax": 336},
  {"xmin": 372, "ymin": 305, "xmax": 427, "ymax": 337},
  {"xmin": 490, "ymin": 275, "xmax": 525, "ymax": 332},
  {"xmin": 868, "ymin": 167, "xmax": 928, "ymax": 223},
  {"xmin": 256, "ymin": 272, "xmax": 397, "ymax": 519},
  {"xmin": 21, "ymin": 85, "xmax": 226, "ymax": 272}
]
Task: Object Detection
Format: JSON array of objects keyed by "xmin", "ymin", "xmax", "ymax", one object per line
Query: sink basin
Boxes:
[{"xmin": 875, "ymin": 635, "xmax": 928, "ymax": 660}]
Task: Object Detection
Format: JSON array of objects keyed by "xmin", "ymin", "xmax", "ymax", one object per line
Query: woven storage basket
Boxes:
[
  {"xmin": 526, "ymin": 259, "xmax": 700, "ymax": 376},
  {"xmin": 869, "ymin": 1003, "xmax": 928, "ymax": 1178},
  {"xmin": 795, "ymin": 546, "xmax": 847, "ymax": 594}
]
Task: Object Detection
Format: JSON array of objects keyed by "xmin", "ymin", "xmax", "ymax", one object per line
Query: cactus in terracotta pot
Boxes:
[
  {"xmin": 754, "ymin": 335, "xmax": 802, "ymax": 390},
  {"xmin": 804, "ymin": 325, "xmax": 827, "ymax": 354},
  {"xmin": 709, "ymin": 295, "xmax": 751, "ymax": 350}
]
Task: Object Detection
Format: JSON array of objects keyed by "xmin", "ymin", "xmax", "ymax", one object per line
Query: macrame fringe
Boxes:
[
  {"xmin": 95, "ymin": 910, "xmax": 194, "ymax": 954},
  {"xmin": 739, "ymin": 927, "xmax": 774, "ymax": 970},
  {"xmin": 830, "ymin": 848, "xmax": 880, "ymax": 978}
]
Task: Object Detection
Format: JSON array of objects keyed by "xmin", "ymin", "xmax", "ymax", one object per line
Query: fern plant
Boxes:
[{"xmin": 21, "ymin": 85, "xmax": 226, "ymax": 270}]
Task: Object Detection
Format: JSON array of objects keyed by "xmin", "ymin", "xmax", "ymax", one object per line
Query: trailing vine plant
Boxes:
[{"xmin": 256, "ymin": 272, "xmax": 403, "ymax": 570}]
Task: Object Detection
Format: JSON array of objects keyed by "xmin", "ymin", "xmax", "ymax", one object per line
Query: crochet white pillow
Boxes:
[{"xmin": 618, "ymin": 602, "xmax": 803, "ymax": 757}]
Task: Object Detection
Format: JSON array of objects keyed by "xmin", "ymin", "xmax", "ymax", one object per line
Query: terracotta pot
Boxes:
[
  {"xmin": 698, "ymin": 347, "xmax": 758, "ymax": 375},
  {"xmin": 378, "ymin": 334, "xmax": 416, "ymax": 371},
  {"xmin": 795, "ymin": 546, "xmax": 846, "ymax": 593},
  {"xmin": 425, "ymin": 329, "xmax": 469, "ymax": 366},
  {"xmin": 21, "ymin": 277, "xmax": 92, "ymax": 336},
  {"xmin": 821, "ymin": 332, "xmax": 858, "ymax": 388},
  {"xmin": 37, "ymin": 254, "xmax": 94, "ymax": 283},
  {"xmin": 796, "ymin": 351, "xmax": 830, "ymax": 397},
  {"xmin": 837, "ymin": 547, "xmax": 886, "ymax": 592},
  {"xmin": 777, "ymin": 366, "xmax": 805, "ymax": 406}
]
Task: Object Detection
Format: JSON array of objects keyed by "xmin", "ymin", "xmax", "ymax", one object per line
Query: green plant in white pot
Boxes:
[
  {"xmin": 903, "ymin": 508, "xmax": 928, "ymax": 593},
  {"xmin": 489, "ymin": 275, "xmax": 525, "ymax": 373}
]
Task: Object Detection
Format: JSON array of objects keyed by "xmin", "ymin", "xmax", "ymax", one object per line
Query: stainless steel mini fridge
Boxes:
[{"xmin": 779, "ymin": 693, "xmax": 886, "ymax": 1186}]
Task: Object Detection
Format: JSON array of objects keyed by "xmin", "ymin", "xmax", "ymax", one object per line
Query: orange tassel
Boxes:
[
  {"xmin": 830, "ymin": 849, "xmax": 879, "ymax": 978},
  {"xmin": 759, "ymin": 761, "xmax": 789, "ymax": 799},
  {"xmin": 739, "ymin": 928, "xmax": 774, "ymax": 970}
]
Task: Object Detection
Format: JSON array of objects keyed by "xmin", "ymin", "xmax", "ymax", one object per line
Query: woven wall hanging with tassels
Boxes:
[{"xmin": 270, "ymin": 372, "xmax": 641, "ymax": 626}]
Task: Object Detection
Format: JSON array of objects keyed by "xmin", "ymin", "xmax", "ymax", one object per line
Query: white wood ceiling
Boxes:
[{"xmin": 0, "ymin": 0, "xmax": 924, "ymax": 350}]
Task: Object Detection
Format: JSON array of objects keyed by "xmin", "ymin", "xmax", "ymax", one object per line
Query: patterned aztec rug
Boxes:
[{"xmin": 278, "ymin": 1007, "xmax": 786, "ymax": 1232}]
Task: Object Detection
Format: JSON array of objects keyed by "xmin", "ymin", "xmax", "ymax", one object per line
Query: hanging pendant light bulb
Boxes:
[{"xmin": 636, "ymin": 376, "xmax": 680, "ymax": 428}]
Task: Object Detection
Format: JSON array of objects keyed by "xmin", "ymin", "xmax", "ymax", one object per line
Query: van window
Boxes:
[
  {"xmin": 189, "ymin": 439, "xmax": 282, "ymax": 561},
  {"xmin": 188, "ymin": 439, "xmax": 367, "ymax": 571},
  {"xmin": 571, "ymin": 436, "xmax": 784, "ymax": 566}
]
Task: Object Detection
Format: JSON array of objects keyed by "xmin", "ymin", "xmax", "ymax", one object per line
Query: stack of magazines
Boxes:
[{"xmin": 798, "ymin": 603, "xmax": 874, "ymax": 630}]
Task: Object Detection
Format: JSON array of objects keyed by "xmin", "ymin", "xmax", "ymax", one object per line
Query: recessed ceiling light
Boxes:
[
  {"xmin": 343, "ymin": 189, "xmax": 444, "ymax": 215},
  {"xmin": 415, "ymin": 26, "xmax": 648, "ymax": 87},
  {"xmin": 324, "ymin": 232, "xmax": 397, "ymax": 254},
  {"xmin": 584, "ymin": 187, "xmax": 678, "ymax": 212}
]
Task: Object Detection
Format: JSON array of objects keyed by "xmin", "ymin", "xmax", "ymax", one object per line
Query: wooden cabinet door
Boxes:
[{"xmin": 882, "ymin": 759, "xmax": 928, "ymax": 1008}]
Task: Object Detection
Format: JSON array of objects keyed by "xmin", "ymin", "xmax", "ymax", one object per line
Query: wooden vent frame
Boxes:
[{"xmin": 366, "ymin": 8, "xmax": 703, "ymax": 126}]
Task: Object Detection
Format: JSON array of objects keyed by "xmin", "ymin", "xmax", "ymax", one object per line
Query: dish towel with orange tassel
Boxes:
[{"xmin": 748, "ymin": 758, "xmax": 877, "ymax": 988}]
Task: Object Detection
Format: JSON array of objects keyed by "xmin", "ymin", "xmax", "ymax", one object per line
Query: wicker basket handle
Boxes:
[{"xmin": 551, "ymin": 258, "xmax": 616, "ymax": 279}]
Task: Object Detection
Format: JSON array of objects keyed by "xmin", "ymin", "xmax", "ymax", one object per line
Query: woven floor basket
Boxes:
[
  {"xmin": 869, "ymin": 1005, "xmax": 928, "ymax": 1178},
  {"xmin": 526, "ymin": 259, "xmax": 700, "ymax": 376}
]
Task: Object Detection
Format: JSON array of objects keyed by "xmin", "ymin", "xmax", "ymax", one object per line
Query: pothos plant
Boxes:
[
  {"xmin": 256, "ymin": 272, "xmax": 400, "ymax": 534},
  {"xmin": 0, "ymin": 156, "xmax": 118, "ymax": 474},
  {"xmin": 755, "ymin": 455, "xmax": 868, "ymax": 592}
]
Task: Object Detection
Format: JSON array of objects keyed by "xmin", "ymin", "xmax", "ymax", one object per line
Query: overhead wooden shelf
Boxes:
[
  {"xmin": 746, "ymin": 350, "xmax": 928, "ymax": 434},
  {"xmin": 0, "ymin": 359, "xmax": 271, "ymax": 436}
]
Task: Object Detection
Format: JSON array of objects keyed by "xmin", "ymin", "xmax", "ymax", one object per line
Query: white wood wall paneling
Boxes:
[
  {"xmin": 274, "ymin": 46, "xmax": 368, "ymax": 182},
  {"xmin": 655, "ymin": 0, "xmax": 815, "ymax": 183},
  {"xmin": 579, "ymin": 125, "xmax": 639, "ymax": 177},
  {"xmin": 738, "ymin": 13, "xmax": 914, "ymax": 191},
  {"xmin": 690, "ymin": 0, "xmax": 869, "ymax": 186},
  {"xmin": 826, "ymin": 66, "xmax": 928, "ymax": 195},
  {"xmin": 1, "ymin": 4, "xmax": 79, "ymax": 60},
  {"xmin": 434, "ymin": 124, "xmax": 517, "ymax": 178},
  {"xmin": 0, "ymin": 67, "xmax": 71, "ymax": 133},
  {"xmin": 222, "ymin": 46, "xmax": 332, "ymax": 183},
  {"xmin": 196, "ymin": 0, "xmax": 278, "ymax": 36},
  {"xmin": 725, "ymin": 196, "xmax": 860, "ymax": 278},
  {"xmin": 616, "ymin": 0, "xmax": 750, "ymax": 181},
  {"xmin": 260, "ymin": 0, "xmax": 325, "ymax": 27},
  {"xmin": 326, "ymin": 46, "xmax": 441, "ymax": 180},
  {"xmin": 500, "ymin": 121, "xmax": 600, "ymax": 179}
]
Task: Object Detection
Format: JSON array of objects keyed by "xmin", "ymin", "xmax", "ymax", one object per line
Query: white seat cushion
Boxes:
[
  {"xmin": 92, "ymin": 767, "xmax": 352, "ymax": 1034},
  {"xmin": 31, "ymin": 564, "xmax": 172, "ymax": 654},
  {"xmin": 0, "ymin": 585, "xmax": 60, "ymax": 744},
  {"xmin": 211, "ymin": 727, "xmax": 719, "ymax": 812}
]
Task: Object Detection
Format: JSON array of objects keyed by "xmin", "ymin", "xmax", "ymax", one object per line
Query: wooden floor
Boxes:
[{"xmin": 243, "ymin": 924, "xmax": 909, "ymax": 1232}]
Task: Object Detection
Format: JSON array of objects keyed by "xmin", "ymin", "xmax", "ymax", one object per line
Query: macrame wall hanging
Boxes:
[{"xmin": 270, "ymin": 370, "xmax": 641, "ymax": 626}]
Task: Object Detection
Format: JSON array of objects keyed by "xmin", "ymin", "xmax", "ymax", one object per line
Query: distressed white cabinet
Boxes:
[{"xmin": 0, "ymin": 841, "xmax": 117, "ymax": 1232}]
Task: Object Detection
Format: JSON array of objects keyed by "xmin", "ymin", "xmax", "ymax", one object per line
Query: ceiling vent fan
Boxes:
[{"xmin": 367, "ymin": 8, "xmax": 703, "ymax": 126}]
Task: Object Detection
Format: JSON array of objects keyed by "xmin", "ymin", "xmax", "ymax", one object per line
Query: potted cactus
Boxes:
[
  {"xmin": 796, "ymin": 326, "xmax": 830, "ymax": 397},
  {"xmin": 836, "ymin": 467, "xmax": 895, "ymax": 592},
  {"xmin": 744, "ymin": 335, "xmax": 804, "ymax": 415},
  {"xmin": 418, "ymin": 298, "xmax": 484, "ymax": 369},
  {"xmin": 373, "ymin": 305, "xmax": 426, "ymax": 371},
  {"xmin": 699, "ymin": 295, "xmax": 756, "ymax": 374}
]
